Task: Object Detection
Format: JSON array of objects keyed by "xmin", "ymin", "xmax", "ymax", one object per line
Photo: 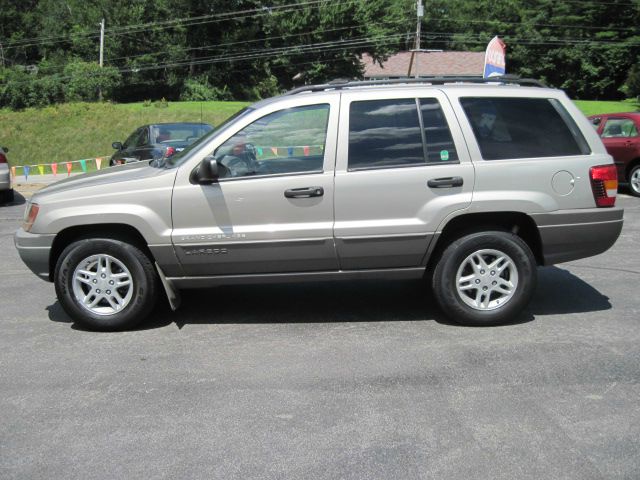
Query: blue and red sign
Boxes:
[{"xmin": 483, "ymin": 36, "xmax": 506, "ymax": 78}]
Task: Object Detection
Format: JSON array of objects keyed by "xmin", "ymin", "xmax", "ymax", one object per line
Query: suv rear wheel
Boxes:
[
  {"xmin": 54, "ymin": 238, "xmax": 158, "ymax": 331},
  {"xmin": 432, "ymin": 231, "xmax": 537, "ymax": 326}
]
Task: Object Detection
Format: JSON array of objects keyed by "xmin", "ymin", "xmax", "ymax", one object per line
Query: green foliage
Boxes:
[
  {"xmin": 180, "ymin": 76, "xmax": 233, "ymax": 101},
  {"xmin": 0, "ymin": 0, "xmax": 638, "ymax": 106},
  {"xmin": 0, "ymin": 67, "xmax": 65, "ymax": 109},
  {"xmin": 423, "ymin": 0, "xmax": 640, "ymax": 100},
  {"xmin": 153, "ymin": 97, "xmax": 169, "ymax": 108},
  {"xmin": 62, "ymin": 61, "xmax": 122, "ymax": 102},
  {"xmin": 624, "ymin": 62, "xmax": 640, "ymax": 98}
]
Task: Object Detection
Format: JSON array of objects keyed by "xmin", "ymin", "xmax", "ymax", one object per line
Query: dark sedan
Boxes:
[{"xmin": 110, "ymin": 122, "xmax": 213, "ymax": 166}]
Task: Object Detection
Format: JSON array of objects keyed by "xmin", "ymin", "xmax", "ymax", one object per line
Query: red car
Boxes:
[{"xmin": 589, "ymin": 112, "xmax": 640, "ymax": 197}]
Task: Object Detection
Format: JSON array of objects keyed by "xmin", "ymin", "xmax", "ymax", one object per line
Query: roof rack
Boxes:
[{"xmin": 285, "ymin": 75, "xmax": 546, "ymax": 95}]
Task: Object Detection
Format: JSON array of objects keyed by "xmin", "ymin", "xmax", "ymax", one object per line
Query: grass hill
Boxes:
[
  {"xmin": 0, "ymin": 98, "xmax": 637, "ymax": 169},
  {"xmin": 0, "ymin": 100, "xmax": 250, "ymax": 167}
]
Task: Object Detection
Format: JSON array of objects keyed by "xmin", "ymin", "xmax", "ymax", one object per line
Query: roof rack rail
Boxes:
[{"xmin": 285, "ymin": 75, "xmax": 546, "ymax": 95}]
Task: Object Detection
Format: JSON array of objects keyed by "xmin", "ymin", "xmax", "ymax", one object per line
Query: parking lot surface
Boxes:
[{"xmin": 1, "ymin": 191, "xmax": 639, "ymax": 480}]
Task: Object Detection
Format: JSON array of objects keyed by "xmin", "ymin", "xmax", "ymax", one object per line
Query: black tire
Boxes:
[
  {"xmin": 0, "ymin": 189, "xmax": 13, "ymax": 205},
  {"xmin": 54, "ymin": 238, "xmax": 158, "ymax": 331},
  {"xmin": 432, "ymin": 231, "xmax": 537, "ymax": 326},
  {"xmin": 628, "ymin": 164, "xmax": 640, "ymax": 198}
]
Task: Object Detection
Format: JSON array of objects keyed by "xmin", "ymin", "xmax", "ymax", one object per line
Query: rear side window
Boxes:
[
  {"xmin": 601, "ymin": 118, "xmax": 639, "ymax": 138},
  {"xmin": 460, "ymin": 97, "xmax": 591, "ymax": 160},
  {"xmin": 348, "ymin": 98, "xmax": 458, "ymax": 169},
  {"xmin": 348, "ymin": 99, "xmax": 425, "ymax": 169},
  {"xmin": 420, "ymin": 98, "xmax": 459, "ymax": 163}
]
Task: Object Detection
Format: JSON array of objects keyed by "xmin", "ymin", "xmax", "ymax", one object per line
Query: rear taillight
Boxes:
[
  {"xmin": 589, "ymin": 164, "xmax": 618, "ymax": 208},
  {"xmin": 165, "ymin": 146, "xmax": 176, "ymax": 158},
  {"xmin": 0, "ymin": 153, "xmax": 7, "ymax": 164},
  {"xmin": 23, "ymin": 203, "xmax": 40, "ymax": 232}
]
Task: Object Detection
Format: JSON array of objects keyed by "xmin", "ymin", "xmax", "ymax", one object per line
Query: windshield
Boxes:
[{"xmin": 161, "ymin": 107, "xmax": 253, "ymax": 168}]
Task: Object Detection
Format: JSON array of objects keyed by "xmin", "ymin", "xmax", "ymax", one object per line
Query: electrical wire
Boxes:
[{"xmin": 1, "ymin": 0, "xmax": 363, "ymax": 49}]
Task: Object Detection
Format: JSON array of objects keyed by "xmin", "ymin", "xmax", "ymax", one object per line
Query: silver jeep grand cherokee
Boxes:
[{"xmin": 15, "ymin": 77, "xmax": 624, "ymax": 331}]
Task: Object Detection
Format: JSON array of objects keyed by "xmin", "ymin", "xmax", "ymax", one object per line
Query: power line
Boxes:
[
  {"xmin": 420, "ymin": 31, "xmax": 640, "ymax": 47},
  {"xmin": 1, "ymin": 34, "xmax": 406, "ymax": 86},
  {"xmin": 430, "ymin": 17, "xmax": 640, "ymax": 33},
  {"xmin": 106, "ymin": 19, "xmax": 409, "ymax": 64},
  {"xmin": 1, "ymin": 0, "xmax": 360, "ymax": 50}
]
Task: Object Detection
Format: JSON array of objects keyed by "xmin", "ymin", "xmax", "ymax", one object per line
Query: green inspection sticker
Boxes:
[{"xmin": 440, "ymin": 150, "xmax": 449, "ymax": 161}]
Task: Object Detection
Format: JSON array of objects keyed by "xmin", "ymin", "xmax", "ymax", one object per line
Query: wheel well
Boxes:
[
  {"xmin": 625, "ymin": 158, "xmax": 640, "ymax": 179},
  {"xmin": 427, "ymin": 212, "xmax": 544, "ymax": 269},
  {"xmin": 49, "ymin": 224, "xmax": 154, "ymax": 281}
]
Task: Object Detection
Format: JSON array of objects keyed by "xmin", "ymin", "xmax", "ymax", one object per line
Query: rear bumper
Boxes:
[
  {"xmin": 14, "ymin": 228, "xmax": 55, "ymax": 281},
  {"xmin": 531, "ymin": 207, "xmax": 623, "ymax": 265},
  {"xmin": 0, "ymin": 168, "xmax": 10, "ymax": 190}
]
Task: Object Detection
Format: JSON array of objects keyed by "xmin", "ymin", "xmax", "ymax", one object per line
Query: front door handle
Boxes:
[
  {"xmin": 428, "ymin": 176, "xmax": 464, "ymax": 188},
  {"xmin": 284, "ymin": 186, "xmax": 324, "ymax": 198}
]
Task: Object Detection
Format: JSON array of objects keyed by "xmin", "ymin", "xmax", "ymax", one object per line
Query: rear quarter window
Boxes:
[{"xmin": 460, "ymin": 97, "xmax": 591, "ymax": 160}]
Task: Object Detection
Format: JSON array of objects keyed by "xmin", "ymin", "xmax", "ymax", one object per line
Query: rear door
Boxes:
[
  {"xmin": 171, "ymin": 95, "xmax": 340, "ymax": 276},
  {"xmin": 333, "ymin": 89, "xmax": 474, "ymax": 269}
]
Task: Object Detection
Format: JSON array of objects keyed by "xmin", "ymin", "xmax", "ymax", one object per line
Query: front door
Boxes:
[{"xmin": 171, "ymin": 97, "xmax": 340, "ymax": 276}]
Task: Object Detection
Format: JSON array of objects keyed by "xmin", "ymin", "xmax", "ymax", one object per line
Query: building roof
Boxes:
[{"xmin": 362, "ymin": 51, "xmax": 485, "ymax": 78}]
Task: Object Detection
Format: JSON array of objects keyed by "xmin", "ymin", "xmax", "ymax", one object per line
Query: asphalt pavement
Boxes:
[{"xmin": 0, "ymin": 190, "xmax": 639, "ymax": 480}]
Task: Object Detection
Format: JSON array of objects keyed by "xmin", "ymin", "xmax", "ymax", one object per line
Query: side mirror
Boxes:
[
  {"xmin": 112, "ymin": 141, "xmax": 123, "ymax": 150},
  {"xmin": 194, "ymin": 156, "xmax": 219, "ymax": 184},
  {"xmin": 2, "ymin": 146, "xmax": 8, "ymax": 153}
]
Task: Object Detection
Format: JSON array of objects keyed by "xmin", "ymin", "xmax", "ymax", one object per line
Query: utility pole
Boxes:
[
  {"xmin": 414, "ymin": 0, "xmax": 423, "ymax": 79},
  {"xmin": 98, "ymin": 18, "xmax": 105, "ymax": 100},
  {"xmin": 407, "ymin": 0, "xmax": 424, "ymax": 78},
  {"xmin": 99, "ymin": 18, "xmax": 105, "ymax": 67}
]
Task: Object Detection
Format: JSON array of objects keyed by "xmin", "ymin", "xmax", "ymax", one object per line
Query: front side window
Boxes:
[
  {"xmin": 601, "ymin": 118, "xmax": 639, "ymax": 138},
  {"xmin": 213, "ymin": 104, "xmax": 329, "ymax": 179},
  {"xmin": 460, "ymin": 97, "xmax": 591, "ymax": 160},
  {"xmin": 348, "ymin": 99, "xmax": 424, "ymax": 170},
  {"xmin": 123, "ymin": 128, "xmax": 143, "ymax": 149},
  {"xmin": 136, "ymin": 128, "xmax": 150, "ymax": 147}
]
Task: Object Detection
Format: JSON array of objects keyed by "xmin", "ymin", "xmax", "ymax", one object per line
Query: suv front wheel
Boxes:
[
  {"xmin": 54, "ymin": 238, "xmax": 158, "ymax": 331},
  {"xmin": 432, "ymin": 231, "xmax": 537, "ymax": 326}
]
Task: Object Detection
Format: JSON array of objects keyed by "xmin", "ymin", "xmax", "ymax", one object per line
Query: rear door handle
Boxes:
[
  {"xmin": 284, "ymin": 186, "xmax": 324, "ymax": 198},
  {"xmin": 427, "ymin": 176, "xmax": 464, "ymax": 188}
]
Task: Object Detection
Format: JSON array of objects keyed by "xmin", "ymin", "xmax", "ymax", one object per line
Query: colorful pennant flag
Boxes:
[
  {"xmin": 10, "ymin": 166, "xmax": 16, "ymax": 178},
  {"xmin": 37, "ymin": 165, "xmax": 44, "ymax": 175},
  {"xmin": 66, "ymin": 162, "xmax": 73, "ymax": 176},
  {"xmin": 95, "ymin": 157, "xmax": 102, "ymax": 170},
  {"xmin": 270, "ymin": 147, "xmax": 278, "ymax": 156},
  {"xmin": 23, "ymin": 165, "xmax": 30, "ymax": 180},
  {"xmin": 287, "ymin": 147, "xmax": 294, "ymax": 157},
  {"xmin": 303, "ymin": 146, "xmax": 310, "ymax": 156},
  {"xmin": 51, "ymin": 163, "xmax": 58, "ymax": 175},
  {"xmin": 80, "ymin": 159, "xmax": 87, "ymax": 172}
]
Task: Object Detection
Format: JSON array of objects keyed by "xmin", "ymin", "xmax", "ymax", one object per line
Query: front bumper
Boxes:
[
  {"xmin": 14, "ymin": 228, "xmax": 56, "ymax": 281},
  {"xmin": 531, "ymin": 207, "xmax": 624, "ymax": 265}
]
